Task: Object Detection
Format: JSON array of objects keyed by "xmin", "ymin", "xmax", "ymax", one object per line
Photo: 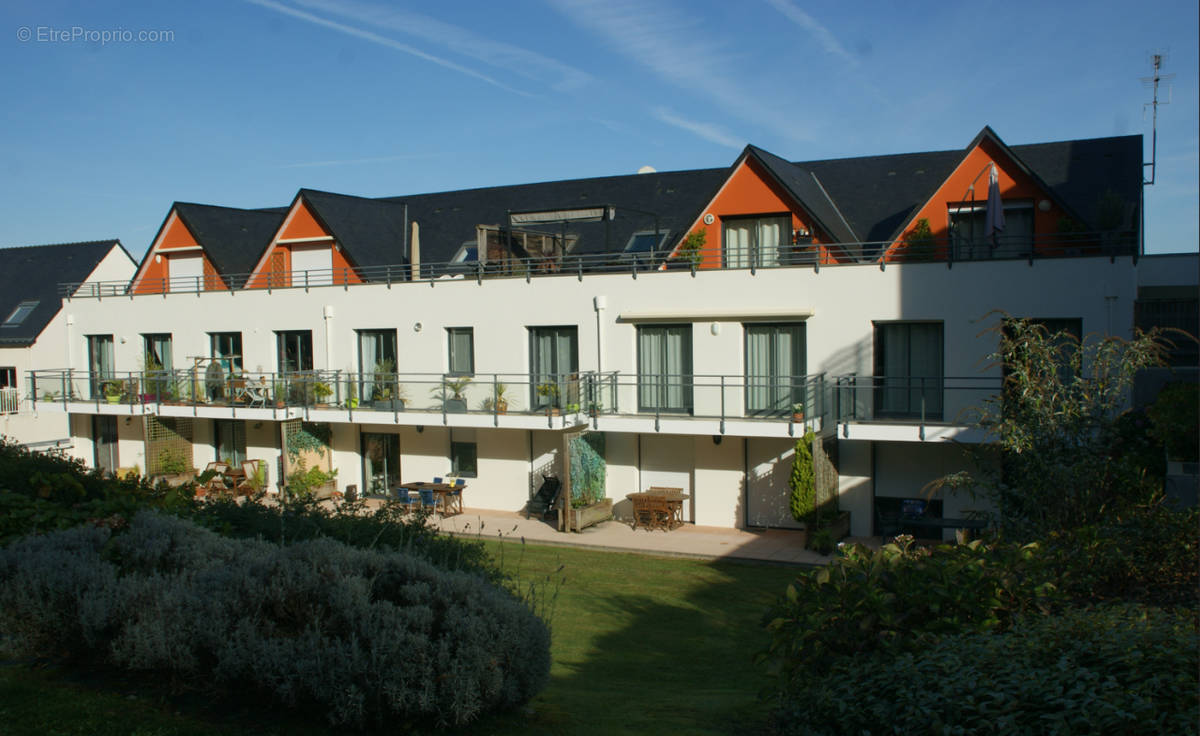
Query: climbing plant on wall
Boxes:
[{"xmin": 568, "ymin": 432, "xmax": 606, "ymax": 508}]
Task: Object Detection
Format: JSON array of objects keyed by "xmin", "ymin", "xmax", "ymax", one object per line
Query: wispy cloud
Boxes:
[
  {"xmin": 245, "ymin": 0, "xmax": 531, "ymax": 96},
  {"xmin": 761, "ymin": 0, "xmax": 855, "ymax": 65},
  {"xmin": 276, "ymin": 152, "xmax": 441, "ymax": 169},
  {"xmin": 546, "ymin": 0, "xmax": 815, "ymax": 143},
  {"xmin": 653, "ymin": 108, "xmax": 743, "ymax": 149},
  {"xmin": 292, "ymin": 0, "xmax": 592, "ymax": 92}
]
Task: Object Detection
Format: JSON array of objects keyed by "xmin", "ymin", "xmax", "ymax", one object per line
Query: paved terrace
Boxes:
[{"xmin": 428, "ymin": 506, "xmax": 877, "ymax": 566}]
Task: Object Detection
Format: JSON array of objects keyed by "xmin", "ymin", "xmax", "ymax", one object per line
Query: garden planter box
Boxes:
[{"xmin": 564, "ymin": 498, "xmax": 613, "ymax": 532}]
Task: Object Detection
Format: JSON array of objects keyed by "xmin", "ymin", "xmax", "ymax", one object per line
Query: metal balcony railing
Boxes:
[
  {"xmin": 833, "ymin": 375, "xmax": 1002, "ymax": 438},
  {"xmin": 57, "ymin": 232, "xmax": 1139, "ymax": 298},
  {"xmin": 27, "ymin": 368, "xmax": 826, "ymax": 431}
]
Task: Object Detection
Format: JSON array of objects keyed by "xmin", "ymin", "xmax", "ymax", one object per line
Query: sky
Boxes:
[{"xmin": 1, "ymin": 0, "xmax": 1196, "ymax": 258}]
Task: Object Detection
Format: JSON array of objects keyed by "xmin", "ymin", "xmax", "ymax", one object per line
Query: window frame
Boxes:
[
  {"xmin": 873, "ymin": 321, "xmax": 944, "ymax": 420},
  {"xmin": 450, "ymin": 429, "xmax": 478, "ymax": 478},
  {"xmin": 743, "ymin": 322, "xmax": 807, "ymax": 417},
  {"xmin": 722, "ymin": 214, "xmax": 792, "ymax": 269},
  {"xmin": 529, "ymin": 326, "xmax": 579, "ymax": 410},
  {"xmin": 2, "ymin": 300, "xmax": 39, "ymax": 327},
  {"xmin": 209, "ymin": 332, "xmax": 244, "ymax": 373},
  {"xmin": 636, "ymin": 324, "xmax": 694, "ymax": 414},
  {"xmin": 447, "ymin": 327, "xmax": 475, "ymax": 377},
  {"xmin": 948, "ymin": 199, "xmax": 1035, "ymax": 258}
]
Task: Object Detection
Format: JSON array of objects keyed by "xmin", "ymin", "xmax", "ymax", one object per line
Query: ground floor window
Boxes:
[
  {"xmin": 362, "ymin": 432, "xmax": 400, "ymax": 497},
  {"xmin": 214, "ymin": 420, "xmax": 247, "ymax": 466},
  {"xmin": 93, "ymin": 415, "xmax": 118, "ymax": 473},
  {"xmin": 450, "ymin": 428, "xmax": 477, "ymax": 477}
]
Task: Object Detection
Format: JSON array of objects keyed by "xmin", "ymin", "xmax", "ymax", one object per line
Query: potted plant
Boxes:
[
  {"xmin": 102, "ymin": 380, "xmax": 123, "ymax": 404},
  {"xmin": 481, "ymin": 382, "xmax": 510, "ymax": 414},
  {"xmin": 272, "ymin": 380, "xmax": 287, "ymax": 408},
  {"xmin": 791, "ymin": 400, "xmax": 805, "ymax": 423},
  {"xmin": 434, "ymin": 375, "xmax": 472, "ymax": 413},
  {"xmin": 379, "ymin": 384, "xmax": 408, "ymax": 412},
  {"xmin": 343, "ymin": 377, "xmax": 359, "ymax": 409},
  {"xmin": 537, "ymin": 382, "xmax": 560, "ymax": 416},
  {"xmin": 313, "ymin": 380, "xmax": 334, "ymax": 406}
]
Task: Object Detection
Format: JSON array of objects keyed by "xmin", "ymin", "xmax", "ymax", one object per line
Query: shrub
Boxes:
[
  {"xmin": 772, "ymin": 604, "xmax": 1199, "ymax": 736},
  {"xmin": 0, "ymin": 512, "xmax": 551, "ymax": 729},
  {"xmin": 788, "ymin": 431, "xmax": 815, "ymax": 523},
  {"xmin": 760, "ymin": 538, "xmax": 1059, "ymax": 685}
]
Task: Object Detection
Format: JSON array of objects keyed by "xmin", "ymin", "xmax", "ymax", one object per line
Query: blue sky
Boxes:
[{"xmin": 1, "ymin": 0, "xmax": 1196, "ymax": 257}]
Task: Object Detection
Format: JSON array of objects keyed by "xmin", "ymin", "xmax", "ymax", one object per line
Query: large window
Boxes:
[
  {"xmin": 358, "ymin": 329, "xmax": 398, "ymax": 403},
  {"xmin": 949, "ymin": 200, "xmax": 1034, "ymax": 259},
  {"xmin": 142, "ymin": 333, "xmax": 173, "ymax": 401},
  {"xmin": 874, "ymin": 322, "xmax": 943, "ymax": 419},
  {"xmin": 637, "ymin": 325, "xmax": 693, "ymax": 413},
  {"xmin": 530, "ymin": 326, "xmax": 578, "ymax": 410},
  {"xmin": 447, "ymin": 327, "xmax": 474, "ymax": 376},
  {"xmin": 214, "ymin": 420, "xmax": 246, "ymax": 466},
  {"xmin": 362, "ymin": 432, "xmax": 400, "ymax": 496},
  {"xmin": 210, "ymin": 332, "xmax": 243, "ymax": 373},
  {"xmin": 87, "ymin": 334, "xmax": 114, "ymax": 399},
  {"xmin": 745, "ymin": 323, "xmax": 806, "ymax": 416},
  {"xmin": 723, "ymin": 215, "xmax": 791, "ymax": 268},
  {"xmin": 93, "ymin": 415, "xmax": 118, "ymax": 473}
]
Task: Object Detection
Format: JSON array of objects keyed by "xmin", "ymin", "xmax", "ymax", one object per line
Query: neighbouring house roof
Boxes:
[
  {"xmin": 0, "ymin": 240, "xmax": 126, "ymax": 346},
  {"xmin": 173, "ymin": 203, "xmax": 287, "ymax": 278}
]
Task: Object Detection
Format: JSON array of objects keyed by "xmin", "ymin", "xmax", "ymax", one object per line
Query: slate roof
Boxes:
[
  {"xmin": 173, "ymin": 203, "xmax": 286, "ymax": 278},
  {"xmin": 0, "ymin": 240, "xmax": 126, "ymax": 346},
  {"xmin": 162, "ymin": 129, "xmax": 1144, "ymax": 278}
]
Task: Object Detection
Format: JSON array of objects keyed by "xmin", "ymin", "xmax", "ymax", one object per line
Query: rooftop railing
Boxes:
[{"xmin": 59, "ymin": 232, "xmax": 1138, "ymax": 298}]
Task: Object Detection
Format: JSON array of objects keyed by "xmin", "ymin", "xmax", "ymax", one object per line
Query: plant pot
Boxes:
[
  {"xmin": 792, "ymin": 412, "xmax": 804, "ymax": 423},
  {"xmin": 445, "ymin": 398, "xmax": 468, "ymax": 414},
  {"xmin": 105, "ymin": 395, "xmax": 120, "ymax": 404},
  {"xmin": 566, "ymin": 497, "xmax": 613, "ymax": 532},
  {"xmin": 495, "ymin": 401, "xmax": 508, "ymax": 414}
]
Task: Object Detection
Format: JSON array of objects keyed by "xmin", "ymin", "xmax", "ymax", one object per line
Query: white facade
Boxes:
[{"xmin": 33, "ymin": 254, "xmax": 1143, "ymax": 537}]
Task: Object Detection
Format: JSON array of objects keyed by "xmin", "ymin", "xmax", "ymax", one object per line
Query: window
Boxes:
[
  {"xmin": 452, "ymin": 244, "xmax": 478, "ymax": 263},
  {"xmin": 87, "ymin": 334, "xmax": 114, "ymax": 400},
  {"xmin": 1003, "ymin": 318, "xmax": 1083, "ymax": 387},
  {"xmin": 290, "ymin": 245, "xmax": 333, "ymax": 286},
  {"xmin": 362, "ymin": 432, "xmax": 400, "ymax": 496},
  {"xmin": 530, "ymin": 327, "xmax": 578, "ymax": 410},
  {"xmin": 637, "ymin": 325, "xmax": 693, "ymax": 413},
  {"xmin": 142, "ymin": 334, "xmax": 173, "ymax": 372},
  {"xmin": 276, "ymin": 331, "xmax": 313, "ymax": 373},
  {"xmin": 2, "ymin": 300, "xmax": 38, "ymax": 327},
  {"xmin": 1136, "ymin": 293, "xmax": 1199, "ymax": 367},
  {"xmin": 358, "ymin": 329, "xmax": 398, "ymax": 403},
  {"xmin": 0, "ymin": 367, "xmax": 14, "ymax": 389},
  {"xmin": 214, "ymin": 420, "xmax": 246, "ymax": 466},
  {"xmin": 450, "ymin": 429, "xmax": 477, "ymax": 477},
  {"xmin": 93, "ymin": 415, "xmax": 118, "ymax": 473},
  {"xmin": 167, "ymin": 254, "xmax": 203, "ymax": 291},
  {"xmin": 447, "ymin": 327, "xmax": 474, "ymax": 376},
  {"xmin": 723, "ymin": 215, "xmax": 790, "ymax": 268},
  {"xmin": 210, "ymin": 332, "xmax": 243, "ymax": 372},
  {"xmin": 745, "ymin": 323, "xmax": 806, "ymax": 416},
  {"xmin": 624, "ymin": 230, "xmax": 671, "ymax": 255},
  {"xmin": 949, "ymin": 200, "xmax": 1034, "ymax": 259},
  {"xmin": 874, "ymin": 322, "xmax": 943, "ymax": 419}
]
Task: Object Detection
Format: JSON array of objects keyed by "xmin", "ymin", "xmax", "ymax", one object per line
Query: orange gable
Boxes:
[
  {"xmin": 279, "ymin": 199, "xmax": 331, "ymax": 240},
  {"xmin": 246, "ymin": 198, "xmax": 362, "ymax": 289},
  {"xmin": 132, "ymin": 211, "xmax": 225, "ymax": 294},
  {"xmin": 158, "ymin": 215, "xmax": 200, "ymax": 249},
  {"xmin": 888, "ymin": 137, "xmax": 1072, "ymax": 261},
  {"xmin": 677, "ymin": 157, "xmax": 845, "ymax": 269}
]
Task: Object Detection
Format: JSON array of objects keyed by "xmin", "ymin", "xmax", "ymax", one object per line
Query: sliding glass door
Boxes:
[
  {"xmin": 637, "ymin": 325, "xmax": 693, "ymax": 413},
  {"xmin": 530, "ymin": 327, "xmax": 578, "ymax": 410},
  {"xmin": 745, "ymin": 323, "xmax": 806, "ymax": 416}
]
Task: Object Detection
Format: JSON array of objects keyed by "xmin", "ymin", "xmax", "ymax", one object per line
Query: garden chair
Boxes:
[{"xmin": 418, "ymin": 487, "xmax": 438, "ymax": 513}]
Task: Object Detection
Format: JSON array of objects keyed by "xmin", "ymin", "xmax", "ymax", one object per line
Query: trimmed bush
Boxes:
[
  {"xmin": 0, "ymin": 512, "xmax": 550, "ymax": 729},
  {"xmin": 772, "ymin": 604, "xmax": 1199, "ymax": 736}
]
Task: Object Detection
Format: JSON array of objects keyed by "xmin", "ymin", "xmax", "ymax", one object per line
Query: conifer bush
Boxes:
[{"xmin": 0, "ymin": 512, "xmax": 550, "ymax": 729}]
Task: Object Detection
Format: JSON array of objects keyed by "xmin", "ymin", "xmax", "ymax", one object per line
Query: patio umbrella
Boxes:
[{"xmin": 984, "ymin": 164, "xmax": 1005, "ymax": 248}]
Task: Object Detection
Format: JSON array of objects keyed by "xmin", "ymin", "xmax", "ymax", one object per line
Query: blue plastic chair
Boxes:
[
  {"xmin": 394, "ymin": 488, "xmax": 417, "ymax": 511},
  {"xmin": 419, "ymin": 487, "xmax": 438, "ymax": 513},
  {"xmin": 432, "ymin": 476, "xmax": 444, "ymax": 485},
  {"xmin": 454, "ymin": 478, "xmax": 466, "ymax": 487}
]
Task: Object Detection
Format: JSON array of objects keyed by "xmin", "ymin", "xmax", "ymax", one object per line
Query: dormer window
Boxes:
[
  {"xmin": 2, "ymin": 301, "xmax": 38, "ymax": 327},
  {"xmin": 624, "ymin": 230, "xmax": 671, "ymax": 255},
  {"xmin": 452, "ymin": 244, "xmax": 479, "ymax": 263}
]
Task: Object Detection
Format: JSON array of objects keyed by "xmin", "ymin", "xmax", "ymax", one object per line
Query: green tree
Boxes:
[
  {"xmin": 788, "ymin": 430, "xmax": 815, "ymax": 522},
  {"xmin": 944, "ymin": 318, "xmax": 1168, "ymax": 538}
]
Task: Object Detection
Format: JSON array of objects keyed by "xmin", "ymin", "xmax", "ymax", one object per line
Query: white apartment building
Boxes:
[{"xmin": 20, "ymin": 127, "xmax": 1192, "ymax": 538}]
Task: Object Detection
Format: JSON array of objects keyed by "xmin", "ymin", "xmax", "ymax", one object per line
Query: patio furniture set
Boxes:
[
  {"xmin": 627, "ymin": 487, "xmax": 689, "ymax": 531},
  {"xmin": 199, "ymin": 459, "xmax": 262, "ymax": 497},
  {"xmin": 393, "ymin": 478, "xmax": 466, "ymax": 516}
]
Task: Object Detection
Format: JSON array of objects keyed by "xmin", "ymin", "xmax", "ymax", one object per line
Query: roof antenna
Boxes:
[{"xmin": 1142, "ymin": 52, "xmax": 1173, "ymax": 185}]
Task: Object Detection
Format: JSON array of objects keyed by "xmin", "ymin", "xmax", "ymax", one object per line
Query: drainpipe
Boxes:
[
  {"xmin": 323, "ymin": 305, "xmax": 334, "ymax": 371},
  {"xmin": 593, "ymin": 296, "xmax": 607, "ymax": 374}
]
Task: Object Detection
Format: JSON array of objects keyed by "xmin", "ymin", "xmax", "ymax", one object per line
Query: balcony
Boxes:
[
  {"xmin": 1, "ymin": 387, "xmax": 18, "ymax": 415},
  {"xmin": 833, "ymin": 375, "xmax": 1001, "ymax": 442},
  {"xmin": 28, "ymin": 369, "xmax": 826, "ymax": 438}
]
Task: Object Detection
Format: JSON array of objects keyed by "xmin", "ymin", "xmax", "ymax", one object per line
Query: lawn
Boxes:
[{"xmin": 0, "ymin": 539, "xmax": 802, "ymax": 736}]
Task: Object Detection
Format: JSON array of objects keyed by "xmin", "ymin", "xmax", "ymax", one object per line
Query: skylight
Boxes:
[
  {"xmin": 624, "ymin": 230, "xmax": 671, "ymax": 255},
  {"xmin": 2, "ymin": 300, "xmax": 38, "ymax": 327},
  {"xmin": 452, "ymin": 244, "xmax": 479, "ymax": 263}
]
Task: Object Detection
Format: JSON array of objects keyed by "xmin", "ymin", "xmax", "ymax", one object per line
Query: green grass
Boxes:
[{"xmin": 0, "ymin": 540, "xmax": 802, "ymax": 736}]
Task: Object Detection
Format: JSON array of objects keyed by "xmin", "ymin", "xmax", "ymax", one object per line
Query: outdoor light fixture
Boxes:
[
  {"xmin": 712, "ymin": 435, "xmax": 722, "ymax": 445},
  {"xmin": 413, "ymin": 322, "xmax": 422, "ymax": 332},
  {"xmin": 416, "ymin": 425, "xmax": 424, "ymax": 433},
  {"xmin": 1038, "ymin": 199, "xmax": 1052, "ymax": 212}
]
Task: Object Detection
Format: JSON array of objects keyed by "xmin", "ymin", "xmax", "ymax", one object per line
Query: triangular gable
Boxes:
[
  {"xmin": 666, "ymin": 148, "xmax": 853, "ymax": 269},
  {"xmin": 247, "ymin": 193, "xmax": 362, "ymax": 289},
  {"xmin": 131, "ymin": 208, "xmax": 225, "ymax": 294},
  {"xmin": 885, "ymin": 127, "xmax": 1089, "ymax": 261}
]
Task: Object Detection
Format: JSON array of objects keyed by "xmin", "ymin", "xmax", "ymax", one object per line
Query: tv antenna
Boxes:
[{"xmin": 1142, "ymin": 52, "xmax": 1173, "ymax": 185}]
